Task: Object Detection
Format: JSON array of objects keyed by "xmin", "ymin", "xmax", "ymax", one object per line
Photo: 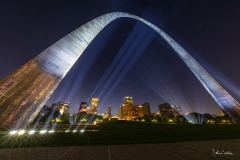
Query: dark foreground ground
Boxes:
[
  {"xmin": 1, "ymin": 121, "xmax": 240, "ymax": 149},
  {"xmin": 0, "ymin": 121, "xmax": 240, "ymax": 159},
  {"xmin": 0, "ymin": 139, "xmax": 239, "ymax": 160}
]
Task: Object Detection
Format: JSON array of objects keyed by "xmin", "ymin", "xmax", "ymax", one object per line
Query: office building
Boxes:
[
  {"xmin": 103, "ymin": 106, "xmax": 111, "ymax": 119},
  {"xmin": 142, "ymin": 103, "xmax": 151, "ymax": 117},
  {"xmin": 132, "ymin": 105, "xmax": 143, "ymax": 118},
  {"xmin": 159, "ymin": 103, "xmax": 173, "ymax": 116},
  {"xmin": 51, "ymin": 102, "xmax": 70, "ymax": 115},
  {"xmin": 89, "ymin": 98, "xmax": 99, "ymax": 114},
  {"xmin": 119, "ymin": 96, "xmax": 133, "ymax": 120},
  {"xmin": 79, "ymin": 102, "xmax": 88, "ymax": 113},
  {"xmin": 172, "ymin": 105, "xmax": 182, "ymax": 116}
]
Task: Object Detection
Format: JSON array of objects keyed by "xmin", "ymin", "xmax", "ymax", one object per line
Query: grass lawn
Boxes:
[{"xmin": 0, "ymin": 121, "xmax": 240, "ymax": 148}]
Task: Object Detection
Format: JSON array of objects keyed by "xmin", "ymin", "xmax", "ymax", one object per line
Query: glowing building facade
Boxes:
[
  {"xmin": 159, "ymin": 103, "xmax": 173, "ymax": 116},
  {"xmin": 124, "ymin": 96, "xmax": 133, "ymax": 105},
  {"xmin": 158, "ymin": 103, "xmax": 181, "ymax": 117},
  {"xmin": 51, "ymin": 102, "xmax": 70, "ymax": 115},
  {"xmin": 79, "ymin": 102, "xmax": 88, "ymax": 113},
  {"xmin": 172, "ymin": 105, "xmax": 182, "ymax": 117},
  {"xmin": 89, "ymin": 98, "xmax": 99, "ymax": 114},
  {"xmin": 103, "ymin": 105, "xmax": 111, "ymax": 119},
  {"xmin": 119, "ymin": 96, "xmax": 133, "ymax": 120},
  {"xmin": 132, "ymin": 105, "xmax": 143, "ymax": 118},
  {"xmin": 0, "ymin": 12, "xmax": 240, "ymax": 127}
]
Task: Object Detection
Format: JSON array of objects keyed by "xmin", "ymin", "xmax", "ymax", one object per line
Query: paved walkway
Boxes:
[{"xmin": 0, "ymin": 139, "xmax": 239, "ymax": 160}]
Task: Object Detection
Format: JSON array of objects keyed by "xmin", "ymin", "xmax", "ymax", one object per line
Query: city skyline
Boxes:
[
  {"xmin": 45, "ymin": 98, "xmax": 226, "ymax": 121},
  {"xmin": 1, "ymin": 1, "xmax": 240, "ymax": 117}
]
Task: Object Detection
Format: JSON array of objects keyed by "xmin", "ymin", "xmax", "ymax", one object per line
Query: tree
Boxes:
[
  {"xmin": 59, "ymin": 113, "xmax": 70, "ymax": 124},
  {"xmin": 177, "ymin": 116, "xmax": 185, "ymax": 123}
]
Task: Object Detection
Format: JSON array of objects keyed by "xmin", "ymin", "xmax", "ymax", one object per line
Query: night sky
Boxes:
[{"xmin": 0, "ymin": 0, "xmax": 239, "ymax": 115}]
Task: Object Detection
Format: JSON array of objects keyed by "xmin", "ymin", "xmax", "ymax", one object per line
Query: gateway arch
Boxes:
[{"xmin": 0, "ymin": 12, "xmax": 240, "ymax": 127}]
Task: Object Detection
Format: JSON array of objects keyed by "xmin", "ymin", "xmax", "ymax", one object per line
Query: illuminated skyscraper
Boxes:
[
  {"xmin": 119, "ymin": 96, "xmax": 133, "ymax": 120},
  {"xmin": 159, "ymin": 103, "xmax": 173, "ymax": 116},
  {"xmin": 51, "ymin": 102, "xmax": 70, "ymax": 115},
  {"xmin": 132, "ymin": 105, "xmax": 143, "ymax": 118},
  {"xmin": 124, "ymin": 96, "xmax": 133, "ymax": 105},
  {"xmin": 79, "ymin": 102, "xmax": 88, "ymax": 113},
  {"xmin": 158, "ymin": 103, "xmax": 181, "ymax": 117},
  {"xmin": 0, "ymin": 12, "xmax": 239, "ymax": 127},
  {"xmin": 89, "ymin": 98, "xmax": 99, "ymax": 114},
  {"xmin": 119, "ymin": 104, "xmax": 132, "ymax": 120},
  {"xmin": 103, "ymin": 105, "xmax": 111, "ymax": 119},
  {"xmin": 172, "ymin": 105, "xmax": 182, "ymax": 116}
]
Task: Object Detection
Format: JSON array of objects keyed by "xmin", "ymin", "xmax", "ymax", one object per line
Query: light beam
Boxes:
[{"xmin": 0, "ymin": 12, "xmax": 239, "ymax": 126}]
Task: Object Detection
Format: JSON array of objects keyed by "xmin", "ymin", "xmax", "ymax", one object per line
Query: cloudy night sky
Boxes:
[{"xmin": 0, "ymin": 0, "xmax": 239, "ymax": 115}]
